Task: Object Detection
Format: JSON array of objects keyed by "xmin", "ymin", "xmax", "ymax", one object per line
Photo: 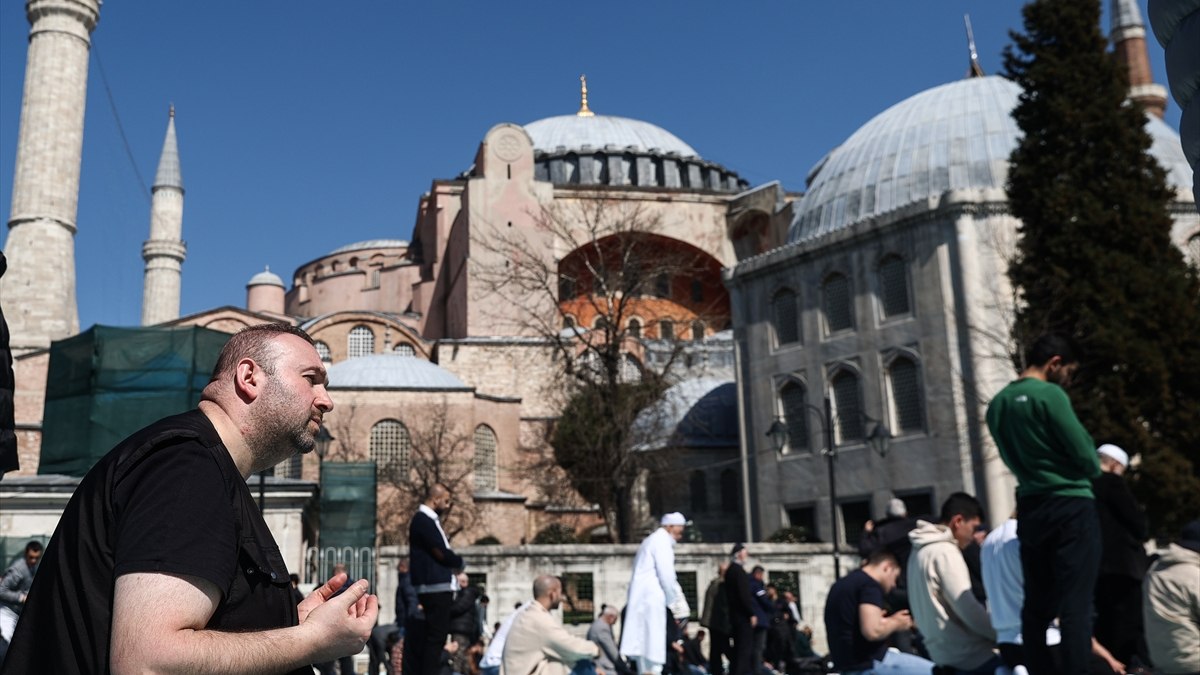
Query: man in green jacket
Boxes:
[{"xmin": 986, "ymin": 333, "xmax": 1100, "ymax": 675}]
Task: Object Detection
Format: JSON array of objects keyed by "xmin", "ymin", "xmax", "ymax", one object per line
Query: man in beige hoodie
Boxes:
[
  {"xmin": 907, "ymin": 492, "xmax": 998, "ymax": 674},
  {"xmin": 503, "ymin": 575, "xmax": 601, "ymax": 675}
]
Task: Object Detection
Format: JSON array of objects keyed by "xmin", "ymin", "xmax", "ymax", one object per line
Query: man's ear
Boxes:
[{"xmin": 233, "ymin": 358, "xmax": 263, "ymax": 402}]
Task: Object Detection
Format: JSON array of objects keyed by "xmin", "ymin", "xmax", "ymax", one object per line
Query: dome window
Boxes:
[
  {"xmin": 370, "ymin": 419, "xmax": 411, "ymax": 477},
  {"xmin": 348, "ymin": 325, "xmax": 375, "ymax": 358},
  {"xmin": 393, "ymin": 343, "xmax": 415, "ymax": 357},
  {"xmin": 628, "ymin": 318, "xmax": 642, "ymax": 339},
  {"xmin": 314, "ymin": 341, "xmax": 332, "ymax": 363},
  {"xmin": 659, "ymin": 319, "xmax": 675, "ymax": 341}
]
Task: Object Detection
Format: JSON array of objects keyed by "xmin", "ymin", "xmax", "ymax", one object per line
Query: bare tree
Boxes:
[{"xmin": 474, "ymin": 198, "xmax": 728, "ymax": 542}]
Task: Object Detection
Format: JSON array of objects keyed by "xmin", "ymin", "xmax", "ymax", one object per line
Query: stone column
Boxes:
[{"xmin": 2, "ymin": 0, "xmax": 101, "ymax": 351}]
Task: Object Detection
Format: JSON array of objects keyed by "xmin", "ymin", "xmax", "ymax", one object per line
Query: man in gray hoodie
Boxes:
[
  {"xmin": 907, "ymin": 493, "xmax": 998, "ymax": 674},
  {"xmin": 0, "ymin": 540, "xmax": 42, "ymax": 644}
]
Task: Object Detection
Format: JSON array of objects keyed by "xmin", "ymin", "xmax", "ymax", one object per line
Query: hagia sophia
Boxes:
[{"xmin": 1, "ymin": 0, "xmax": 1195, "ymax": 562}]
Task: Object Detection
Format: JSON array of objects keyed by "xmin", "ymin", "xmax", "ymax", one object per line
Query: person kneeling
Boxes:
[{"xmin": 503, "ymin": 575, "xmax": 602, "ymax": 675}]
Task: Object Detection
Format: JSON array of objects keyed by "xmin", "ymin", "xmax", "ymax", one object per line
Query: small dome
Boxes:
[
  {"xmin": 789, "ymin": 75, "xmax": 1195, "ymax": 243},
  {"xmin": 247, "ymin": 266, "xmax": 284, "ymax": 288},
  {"xmin": 327, "ymin": 354, "xmax": 470, "ymax": 391},
  {"xmin": 329, "ymin": 239, "xmax": 409, "ymax": 255},
  {"xmin": 524, "ymin": 114, "xmax": 699, "ymax": 157},
  {"xmin": 634, "ymin": 378, "xmax": 738, "ymax": 450}
]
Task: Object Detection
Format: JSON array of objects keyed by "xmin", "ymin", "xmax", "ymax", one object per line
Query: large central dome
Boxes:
[
  {"xmin": 524, "ymin": 114, "xmax": 698, "ymax": 157},
  {"xmin": 789, "ymin": 75, "xmax": 1194, "ymax": 243}
]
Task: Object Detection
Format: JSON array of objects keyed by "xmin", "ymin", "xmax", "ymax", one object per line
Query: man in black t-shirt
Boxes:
[
  {"xmin": 2, "ymin": 324, "xmax": 379, "ymax": 674},
  {"xmin": 823, "ymin": 550, "xmax": 932, "ymax": 674}
]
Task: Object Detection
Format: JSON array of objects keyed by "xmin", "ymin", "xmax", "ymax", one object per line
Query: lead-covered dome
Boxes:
[
  {"xmin": 524, "ymin": 114, "xmax": 699, "ymax": 157},
  {"xmin": 789, "ymin": 75, "xmax": 1195, "ymax": 243},
  {"xmin": 327, "ymin": 354, "xmax": 470, "ymax": 391}
]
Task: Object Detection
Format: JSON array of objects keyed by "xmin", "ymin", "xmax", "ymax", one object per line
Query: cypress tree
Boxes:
[{"xmin": 1003, "ymin": 0, "xmax": 1200, "ymax": 538}]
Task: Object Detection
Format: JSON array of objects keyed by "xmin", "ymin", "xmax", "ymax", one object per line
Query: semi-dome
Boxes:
[
  {"xmin": 247, "ymin": 266, "xmax": 284, "ymax": 288},
  {"xmin": 524, "ymin": 114, "xmax": 699, "ymax": 157},
  {"xmin": 329, "ymin": 239, "xmax": 409, "ymax": 255},
  {"xmin": 789, "ymin": 75, "xmax": 1195, "ymax": 243},
  {"xmin": 327, "ymin": 354, "xmax": 470, "ymax": 391}
]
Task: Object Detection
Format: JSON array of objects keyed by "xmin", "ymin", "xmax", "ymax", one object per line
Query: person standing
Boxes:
[
  {"xmin": 503, "ymin": 575, "xmax": 599, "ymax": 675},
  {"xmin": 724, "ymin": 544, "xmax": 756, "ymax": 675},
  {"xmin": 1142, "ymin": 520, "xmax": 1200, "ymax": 674},
  {"xmin": 1091, "ymin": 443, "xmax": 1150, "ymax": 666},
  {"xmin": 0, "ymin": 541, "xmax": 41, "ymax": 644},
  {"xmin": 907, "ymin": 492, "xmax": 998, "ymax": 674},
  {"xmin": 986, "ymin": 333, "xmax": 1100, "ymax": 675},
  {"xmin": 620, "ymin": 512, "xmax": 689, "ymax": 675},
  {"xmin": 407, "ymin": 483, "xmax": 465, "ymax": 675},
  {"xmin": 3, "ymin": 323, "xmax": 378, "ymax": 673},
  {"xmin": 368, "ymin": 557, "xmax": 418, "ymax": 675},
  {"xmin": 823, "ymin": 549, "xmax": 931, "ymax": 674},
  {"xmin": 700, "ymin": 562, "xmax": 731, "ymax": 675},
  {"xmin": 448, "ymin": 571, "xmax": 482, "ymax": 674},
  {"xmin": 748, "ymin": 566, "xmax": 772, "ymax": 674}
]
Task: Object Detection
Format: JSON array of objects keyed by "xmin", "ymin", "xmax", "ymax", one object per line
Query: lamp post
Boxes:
[{"xmin": 766, "ymin": 399, "xmax": 891, "ymax": 579}]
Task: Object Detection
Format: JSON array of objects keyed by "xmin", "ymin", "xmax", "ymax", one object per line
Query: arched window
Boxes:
[
  {"xmin": 720, "ymin": 469, "xmax": 739, "ymax": 513},
  {"xmin": 690, "ymin": 320, "xmax": 705, "ymax": 342},
  {"xmin": 822, "ymin": 273, "xmax": 854, "ymax": 333},
  {"xmin": 628, "ymin": 318, "xmax": 642, "ymax": 338},
  {"xmin": 772, "ymin": 288, "xmax": 799, "ymax": 345},
  {"xmin": 659, "ymin": 319, "xmax": 675, "ymax": 341},
  {"xmin": 473, "ymin": 425, "xmax": 498, "ymax": 491},
  {"xmin": 563, "ymin": 315, "xmax": 576, "ymax": 330},
  {"xmin": 888, "ymin": 356, "xmax": 924, "ymax": 432},
  {"xmin": 779, "ymin": 381, "xmax": 810, "ymax": 452},
  {"xmin": 393, "ymin": 343, "xmax": 415, "ymax": 357},
  {"xmin": 593, "ymin": 315, "xmax": 609, "ymax": 331},
  {"xmin": 620, "ymin": 353, "xmax": 643, "ymax": 383},
  {"xmin": 370, "ymin": 419, "xmax": 410, "ymax": 476},
  {"xmin": 878, "ymin": 255, "xmax": 911, "ymax": 317},
  {"xmin": 689, "ymin": 470, "xmax": 707, "ymax": 513},
  {"xmin": 348, "ymin": 325, "xmax": 374, "ymax": 358},
  {"xmin": 654, "ymin": 273, "xmax": 671, "ymax": 298},
  {"xmin": 831, "ymin": 370, "xmax": 864, "ymax": 442},
  {"xmin": 314, "ymin": 341, "xmax": 332, "ymax": 363}
]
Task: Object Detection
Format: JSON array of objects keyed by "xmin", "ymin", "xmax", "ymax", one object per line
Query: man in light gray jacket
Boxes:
[
  {"xmin": 0, "ymin": 541, "xmax": 42, "ymax": 643},
  {"xmin": 588, "ymin": 606, "xmax": 628, "ymax": 675}
]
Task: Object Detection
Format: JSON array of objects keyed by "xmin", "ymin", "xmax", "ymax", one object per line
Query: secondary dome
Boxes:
[
  {"xmin": 247, "ymin": 266, "xmax": 284, "ymax": 288},
  {"xmin": 329, "ymin": 239, "xmax": 408, "ymax": 255},
  {"xmin": 789, "ymin": 75, "xmax": 1195, "ymax": 243},
  {"xmin": 327, "ymin": 354, "xmax": 470, "ymax": 391},
  {"xmin": 524, "ymin": 114, "xmax": 699, "ymax": 157}
]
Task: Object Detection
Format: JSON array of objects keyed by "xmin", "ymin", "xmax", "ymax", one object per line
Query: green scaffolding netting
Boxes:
[
  {"xmin": 319, "ymin": 461, "xmax": 377, "ymax": 553},
  {"xmin": 39, "ymin": 325, "xmax": 231, "ymax": 476}
]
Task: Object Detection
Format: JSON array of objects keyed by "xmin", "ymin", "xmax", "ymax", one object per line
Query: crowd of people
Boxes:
[{"xmin": 0, "ymin": 327, "xmax": 1196, "ymax": 675}]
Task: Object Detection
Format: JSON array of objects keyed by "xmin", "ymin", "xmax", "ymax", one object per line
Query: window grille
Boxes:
[
  {"xmin": 772, "ymin": 289, "xmax": 799, "ymax": 345},
  {"xmin": 832, "ymin": 371, "xmax": 864, "ymax": 442},
  {"xmin": 889, "ymin": 357, "xmax": 924, "ymax": 432},
  {"xmin": 275, "ymin": 453, "xmax": 303, "ymax": 480},
  {"xmin": 348, "ymin": 326, "xmax": 374, "ymax": 358},
  {"xmin": 473, "ymin": 425, "xmax": 498, "ymax": 491},
  {"xmin": 770, "ymin": 570, "xmax": 801, "ymax": 606},
  {"xmin": 676, "ymin": 570, "xmax": 700, "ymax": 620},
  {"xmin": 878, "ymin": 256, "xmax": 910, "ymax": 317},
  {"xmin": 823, "ymin": 273, "xmax": 854, "ymax": 332},
  {"xmin": 393, "ymin": 343, "xmax": 415, "ymax": 357},
  {"xmin": 370, "ymin": 419, "xmax": 410, "ymax": 475},
  {"xmin": 560, "ymin": 572, "xmax": 594, "ymax": 624},
  {"xmin": 314, "ymin": 341, "xmax": 332, "ymax": 363},
  {"xmin": 780, "ymin": 382, "xmax": 810, "ymax": 452}
]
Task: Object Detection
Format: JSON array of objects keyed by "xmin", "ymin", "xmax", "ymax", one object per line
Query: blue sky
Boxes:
[{"xmin": 0, "ymin": 2, "xmax": 1182, "ymax": 330}]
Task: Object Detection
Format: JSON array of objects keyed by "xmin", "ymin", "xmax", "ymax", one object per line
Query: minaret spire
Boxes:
[
  {"xmin": 140, "ymin": 106, "xmax": 187, "ymax": 325},
  {"xmin": 577, "ymin": 74, "xmax": 595, "ymax": 117},
  {"xmin": 964, "ymin": 15, "xmax": 985, "ymax": 78},
  {"xmin": 1109, "ymin": 0, "xmax": 1167, "ymax": 118}
]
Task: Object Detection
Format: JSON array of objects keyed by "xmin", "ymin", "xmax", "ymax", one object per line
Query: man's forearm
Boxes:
[{"xmin": 112, "ymin": 623, "xmax": 323, "ymax": 675}]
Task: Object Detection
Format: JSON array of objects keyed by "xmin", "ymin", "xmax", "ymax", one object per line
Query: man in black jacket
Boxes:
[
  {"xmin": 448, "ymin": 571, "xmax": 482, "ymax": 674},
  {"xmin": 1092, "ymin": 444, "xmax": 1150, "ymax": 666},
  {"xmin": 407, "ymin": 484, "xmax": 464, "ymax": 675},
  {"xmin": 724, "ymin": 544, "xmax": 756, "ymax": 675}
]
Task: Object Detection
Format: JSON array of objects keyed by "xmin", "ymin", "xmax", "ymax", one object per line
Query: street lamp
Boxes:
[
  {"xmin": 315, "ymin": 425, "xmax": 335, "ymax": 460},
  {"xmin": 766, "ymin": 398, "xmax": 891, "ymax": 578}
]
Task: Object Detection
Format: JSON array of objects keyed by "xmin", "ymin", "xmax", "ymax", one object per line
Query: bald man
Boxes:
[{"xmin": 504, "ymin": 575, "xmax": 600, "ymax": 675}]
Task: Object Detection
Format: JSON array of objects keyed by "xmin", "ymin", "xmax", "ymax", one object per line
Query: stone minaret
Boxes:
[
  {"xmin": 1110, "ymin": 0, "xmax": 1168, "ymax": 118},
  {"xmin": 140, "ymin": 107, "xmax": 186, "ymax": 325},
  {"xmin": 1, "ymin": 0, "xmax": 101, "ymax": 352}
]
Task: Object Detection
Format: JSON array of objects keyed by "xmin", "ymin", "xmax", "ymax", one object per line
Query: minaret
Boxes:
[
  {"xmin": 1110, "ymin": 0, "xmax": 1168, "ymax": 118},
  {"xmin": 1, "ymin": 0, "xmax": 101, "ymax": 352},
  {"xmin": 140, "ymin": 106, "xmax": 187, "ymax": 325}
]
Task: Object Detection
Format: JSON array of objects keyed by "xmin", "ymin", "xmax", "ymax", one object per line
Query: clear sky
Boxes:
[{"xmin": 0, "ymin": 1, "xmax": 1182, "ymax": 331}]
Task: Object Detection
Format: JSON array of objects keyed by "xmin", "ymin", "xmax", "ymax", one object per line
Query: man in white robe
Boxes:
[{"xmin": 620, "ymin": 512, "xmax": 690, "ymax": 674}]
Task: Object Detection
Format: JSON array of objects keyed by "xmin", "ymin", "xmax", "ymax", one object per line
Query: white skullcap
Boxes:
[
  {"xmin": 661, "ymin": 512, "xmax": 687, "ymax": 526},
  {"xmin": 1097, "ymin": 444, "xmax": 1129, "ymax": 468},
  {"xmin": 886, "ymin": 498, "xmax": 907, "ymax": 518}
]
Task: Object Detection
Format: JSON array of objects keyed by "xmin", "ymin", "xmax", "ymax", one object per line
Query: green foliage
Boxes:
[
  {"xmin": 1003, "ymin": 0, "xmax": 1200, "ymax": 538},
  {"xmin": 765, "ymin": 526, "xmax": 813, "ymax": 543},
  {"xmin": 532, "ymin": 523, "xmax": 580, "ymax": 545}
]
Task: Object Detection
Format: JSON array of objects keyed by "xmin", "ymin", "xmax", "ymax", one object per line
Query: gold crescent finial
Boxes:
[{"xmin": 578, "ymin": 74, "xmax": 594, "ymax": 117}]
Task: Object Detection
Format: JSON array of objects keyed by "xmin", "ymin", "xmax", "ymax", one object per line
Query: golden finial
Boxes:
[{"xmin": 577, "ymin": 74, "xmax": 595, "ymax": 117}]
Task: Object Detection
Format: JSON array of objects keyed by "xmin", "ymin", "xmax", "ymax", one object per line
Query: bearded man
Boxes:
[{"xmin": 4, "ymin": 323, "xmax": 378, "ymax": 674}]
